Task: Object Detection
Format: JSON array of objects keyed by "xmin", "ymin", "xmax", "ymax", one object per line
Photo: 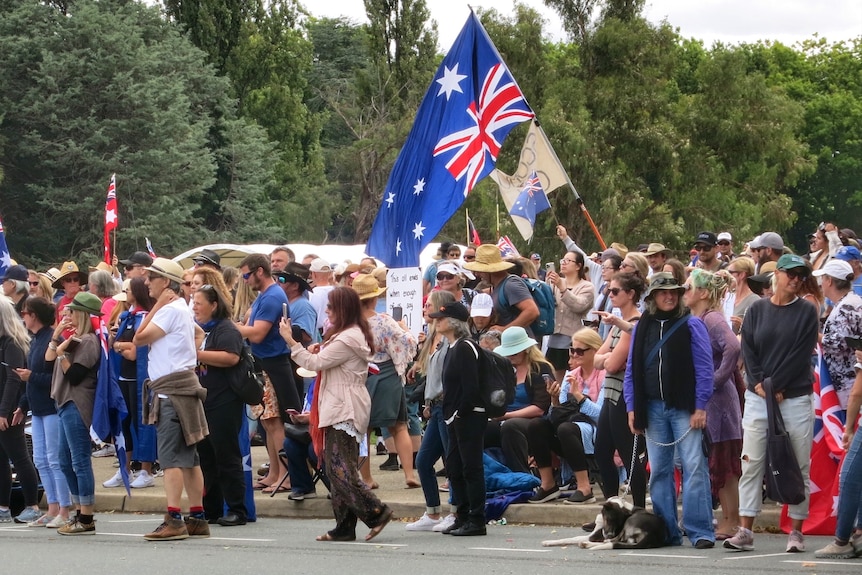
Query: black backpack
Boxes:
[
  {"xmin": 230, "ymin": 343, "xmax": 265, "ymax": 406},
  {"xmin": 463, "ymin": 340, "xmax": 515, "ymax": 418}
]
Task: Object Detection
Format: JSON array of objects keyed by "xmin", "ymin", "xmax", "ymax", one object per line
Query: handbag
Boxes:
[
  {"xmin": 548, "ymin": 398, "xmax": 593, "ymax": 430},
  {"xmin": 230, "ymin": 343, "xmax": 265, "ymax": 406},
  {"xmin": 283, "ymin": 422, "xmax": 311, "ymax": 444},
  {"xmin": 762, "ymin": 378, "xmax": 806, "ymax": 505}
]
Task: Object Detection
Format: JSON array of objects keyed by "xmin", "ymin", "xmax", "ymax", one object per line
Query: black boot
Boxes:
[{"xmin": 449, "ymin": 521, "xmax": 487, "ymax": 536}]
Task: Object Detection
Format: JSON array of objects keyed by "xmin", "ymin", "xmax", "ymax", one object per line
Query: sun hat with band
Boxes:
[
  {"xmin": 144, "ymin": 257, "xmax": 186, "ymax": 284},
  {"xmin": 644, "ymin": 272, "xmax": 685, "ymax": 299},
  {"xmin": 66, "ymin": 292, "xmax": 104, "ymax": 316},
  {"xmin": 462, "ymin": 244, "xmax": 514, "ymax": 273},
  {"xmin": 351, "ymin": 273, "xmax": 386, "ymax": 300},
  {"xmin": 644, "ymin": 243, "xmax": 670, "ymax": 256},
  {"xmin": 52, "ymin": 261, "xmax": 89, "ymax": 289},
  {"xmin": 493, "ymin": 326, "xmax": 538, "ymax": 357}
]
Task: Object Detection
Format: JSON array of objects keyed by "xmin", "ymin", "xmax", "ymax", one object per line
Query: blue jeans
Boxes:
[
  {"xmin": 416, "ymin": 404, "xmax": 449, "ymax": 512},
  {"xmin": 836, "ymin": 425, "xmax": 862, "ymax": 541},
  {"xmin": 31, "ymin": 414, "xmax": 71, "ymax": 508},
  {"xmin": 57, "ymin": 402, "xmax": 96, "ymax": 506},
  {"xmin": 645, "ymin": 400, "xmax": 714, "ymax": 546},
  {"xmin": 283, "ymin": 436, "xmax": 318, "ymax": 495}
]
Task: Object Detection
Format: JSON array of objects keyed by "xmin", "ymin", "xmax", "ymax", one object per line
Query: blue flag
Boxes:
[
  {"xmin": 0, "ymin": 217, "xmax": 11, "ymax": 280},
  {"xmin": 509, "ymin": 171, "xmax": 551, "ymax": 232},
  {"xmin": 93, "ymin": 319, "xmax": 131, "ymax": 493},
  {"xmin": 366, "ymin": 12, "xmax": 533, "ymax": 267}
]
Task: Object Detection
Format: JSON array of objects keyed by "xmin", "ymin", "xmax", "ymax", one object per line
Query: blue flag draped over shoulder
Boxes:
[
  {"xmin": 93, "ymin": 318, "xmax": 130, "ymax": 493},
  {"xmin": 366, "ymin": 12, "xmax": 533, "ymax": 267}
]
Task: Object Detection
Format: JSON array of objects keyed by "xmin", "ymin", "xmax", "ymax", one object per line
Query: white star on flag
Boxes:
[
  {"xmin": 395, "ymin": 239, "xmax": 402, "ymax": 255},
  {"xmin": 436, "ymin": 64, "xmax": 467, "ymax": 100},
  {"xmin": 105, "ymin": 209, "xmax": 117, "ymax": 225},
  {"xmin": 412, "ymin": 222, "xmax": 426, "ymax": 240},
  {"xmin": 0, "ymin": 249, "xmax": 11, "ymax": 270},
  {"xmin": 385, "ymin": 192, "xmax": 395, "ymax": 208},
  {"xmin": 413, "ymin": 178, "xmax": 426, "ymax": 195}
]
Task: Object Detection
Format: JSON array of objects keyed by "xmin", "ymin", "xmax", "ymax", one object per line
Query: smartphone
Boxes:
[
  {"xmin": 282, "ymin": 302, "xmax": 288, "ymax": 320},
  {"xmin": 392, "ymin": 306, "xmax": 403, "ymax": 321},
  {"xmin": 582, "ymin": 319, "xmax": 600, "ymax": 328},
  {"xmin": 285, "ymin": 409, "xmax": 300, "ymax": 416},
  {"xmin": 845, "ymin": 336, "xmax": 862, "ymax": 351},
  {"xmin": 65, "ymin": 336, "xmax": 81, "ymax": 352},
  {"xmin": 545, "ymin": 262, "xmax": 555, "ymax": 273}
]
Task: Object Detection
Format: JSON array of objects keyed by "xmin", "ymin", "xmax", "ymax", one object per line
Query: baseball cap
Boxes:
[
  {"xmin": 470, "ymin": 293, "xmax": 493, "ymax": 318},
  {"xmin": 600, "ymin": 248, "xmax": 620, "ymax": 262},
  {"xmin": 757, "ymin": 232, "xmax": 784, "ymax": 251},
  {"xmin": 119, "ymin": 251, "xmax": 154, "ymax": 268},
  {"xmin": 776, "ymin": 254, "xmax": 808, "ymax": 271},
  {"xmin": 428, "ymin": 301, "xmax": 469, "ymax": 322},
  {"xmin": 309, "ymin": 258, "xmax": 331, "ymax": 273},
  {"xmin": 835, "ymin": 246, "xmax": 862, "ymax": 262},
  {"xmin": 693, "ymin": 232, "xmax": 718, "ymax": 247},
  {"xmin": 2, "ymin": 264, "xmax": 29, "ymax": 282},
  {"xmin": 717, "ymin": 232, "xmax": 732, "ymax": 242},
  {"xmin": 812, "ymin": 259, "xmax": 854, "ymax": 281}
]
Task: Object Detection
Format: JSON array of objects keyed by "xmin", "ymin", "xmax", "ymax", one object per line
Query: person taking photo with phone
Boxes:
[{"xmin": 545, "ymin": 251, "xmax": 595, "ymax": 385}]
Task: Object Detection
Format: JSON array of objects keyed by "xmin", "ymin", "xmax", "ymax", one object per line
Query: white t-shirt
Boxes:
[
  {"xmin": 308, "ymin": 285, "xmax": 334, "ymax": 331},
  {"xmin": 147, "ymin": 298, "xmax": 197, "ymax": 381}
]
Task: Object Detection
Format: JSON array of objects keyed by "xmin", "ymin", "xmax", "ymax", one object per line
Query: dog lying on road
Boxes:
[{"xmin": 542, "ymin": 497, "xmax": 667, "ymax": 550}]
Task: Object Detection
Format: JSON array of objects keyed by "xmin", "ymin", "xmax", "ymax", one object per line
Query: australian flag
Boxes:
[
  {"xmin": 366, "ymin": 11, "xmax": 533, "ymax": 267},
  {"xmin": 0, "ymin": 217, "xmax": 10, "ymax": 280},
  {"xmin": 509, "ymin": 170, "xmax": 551, "ymax": 231},
  {"xmin": 92, "ymin": 318, "xmax": 131, "ymax": 493}
]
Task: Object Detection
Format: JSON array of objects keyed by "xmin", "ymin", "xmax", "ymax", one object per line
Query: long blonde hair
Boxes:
[
  {"xmin": 233, "ymin": 280, "xmax": 257, "ymax": 322},
  {"xmin": 524, "ymin": 344, "xmax": 553, "ymax": 375},
  {"xmin": 0, "ymin": 297, "xmax": 30, "ymax": 355}
]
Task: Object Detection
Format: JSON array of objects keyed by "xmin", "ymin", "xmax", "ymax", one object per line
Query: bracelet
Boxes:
[
  {"xmin": 57, "ymin": 354, "xmax": 67, "ymax": 362},
  {"xmin": 48, "ymin": 343, "xmax": 58, "ymax": 351}
]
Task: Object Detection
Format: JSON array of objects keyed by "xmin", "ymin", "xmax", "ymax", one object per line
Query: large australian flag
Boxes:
[{"xmin": 366, "ymin": 11, "xmax": 534, "ymax": 267}]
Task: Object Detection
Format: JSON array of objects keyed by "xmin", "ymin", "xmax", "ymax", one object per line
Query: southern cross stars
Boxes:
[
  {"xmin": 105, "ymin": 209, "xmax": 117, "ymax": 224},
  {"xmin": 436, "ymin": 64, "xmax": 467, "ymax": 100},
  {"xmin": 412, "ymin": 222, "xmax": 426, "ymax": 240},
  {"xmin": 413, "ymin": 178, "xmax": 425, "ymax": 196},
  {"xmin": 385, "ymin": 192, "xmax": 396, "ymax": 208}
]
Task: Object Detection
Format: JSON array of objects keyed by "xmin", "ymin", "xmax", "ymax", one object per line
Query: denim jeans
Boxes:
[
  {"xmin": 738, "ymin": 390, "xmax": 813, "ymax": 520},
  {"xmin": 836, "ymin": 424, "xmax": 862, "ymax": 541},
  {"xmin": 283, "ymin": 436, "xmax": 317, "ymax": 494},
  {"xmin": 416, "ymin": 404, "xmax": 449, "ymax": 512},
  {"xmin": 645, "ymin": 400, "xmax": 714, "ymax": 545},
  {"xmin": 57, "ymin": 402, "xmax": 96, "ymax": 506},
  {"xmin": 31, "ymin": 414, "xmax": 71, "ymax": 508}
]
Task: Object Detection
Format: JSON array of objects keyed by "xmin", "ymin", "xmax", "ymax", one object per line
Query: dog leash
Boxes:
[
  {"xmin": 645, "ymin": 426, "xmax": 693, "ymax": 447},
  {"xmin": 623, "ymin": 426, "xmax": 693, "ymax": 498}
]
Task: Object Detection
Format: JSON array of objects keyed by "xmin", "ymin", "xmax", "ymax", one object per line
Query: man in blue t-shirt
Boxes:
[{"xmin": 237, "ymin": 254, "xmax": 299, "ymax": 491}]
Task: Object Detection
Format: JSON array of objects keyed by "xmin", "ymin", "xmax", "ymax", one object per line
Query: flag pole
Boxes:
[
  {"xmin": 465, "ymin": 208, "xmax": 469, "ymax": 246},
  {"xmin": 534, "ymin": 118, "xmax": 606, "ymax": 249}
]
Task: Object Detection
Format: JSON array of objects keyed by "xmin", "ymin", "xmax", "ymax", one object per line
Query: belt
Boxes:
[{"xmin": 427, "ymin": 396, "xmax": 444, "ymax": 407}]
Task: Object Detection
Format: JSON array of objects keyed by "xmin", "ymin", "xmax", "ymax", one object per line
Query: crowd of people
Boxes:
[{"xmin": 0, "ymin": 223, "xmax": 861, "ymax": 554}]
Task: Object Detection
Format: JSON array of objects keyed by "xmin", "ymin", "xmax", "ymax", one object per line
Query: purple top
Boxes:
[{"xmin": 701, "ymin": 310, "xmax": 742, "ymax": 443}]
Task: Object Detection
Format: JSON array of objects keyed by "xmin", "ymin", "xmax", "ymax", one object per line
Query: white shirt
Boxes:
[
  {"xmin": 308, "ymin": 285, "xmax": 334, "ymax": 331},
  {"xmin": 147, "ymin": 298, "xmax": 197, "ymax": 381}
]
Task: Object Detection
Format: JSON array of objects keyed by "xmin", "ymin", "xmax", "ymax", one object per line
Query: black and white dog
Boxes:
[{"xmin": 542, "ymin": 497, "xmax": 667, "ymax": 550}]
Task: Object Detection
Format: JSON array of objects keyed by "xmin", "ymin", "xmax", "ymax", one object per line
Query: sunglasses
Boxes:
[
  {"xmin": 62, "ymin": 276, "xmax": 81, "ymax": 283},
  {"xmin": 569, "ymin": 347, "xmax": 590, "ymax": 356},
  {"xmin": 448, "ymin": 252, "xmax": 461, "ymax": 257},
  {"xmin": 28, "ymin": 281, "xmax": 40, "ymax": 286},
  {"xmin": 463, "ymin": 255, "xmax": 476, "ymax": 261},
  {"xmin": 694, "ymin": 245, "xmax": 713, "ymax": 252},
  {"xmin": 619, "ymin": 262, "xmax": 634, "ymax": 269},
  {"xmin": 125, "ymin": 264, "xmax": 142, "ymax": 272},
  {"xmin": 717, "ymin": 241, "xmax": 731, "ymax": 246},
  {"xmin": 608, "ymin": 287, "xmax": 624, "ymax": 295},
  {"xmin": 242, "ymin": 267, "xmax": 259, "ymax": 280},
  {"xmin": 436, "ymin": 273, "xmax": 455, "ymax": 281},
  {"xmin": 782, "ymin": 269, "xmax": 809, "ymax": 281}
]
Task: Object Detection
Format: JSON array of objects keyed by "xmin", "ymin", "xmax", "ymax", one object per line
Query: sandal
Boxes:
[
  {"xmin": 252, "ymin": 481, "xmax": 271, "ymax": 490},
  {"xmin": 316, "ymin": 531, "xmax": 356, "ymax": 542},
  {"xmin": 405, "ymin": 479, "xmax": 420, "ymax": 489},
  {"xmin": 262, "ymin": 484, "xmax": 289, "ymax": 494},
  {"xmin": 365, "ymin": 508, "xmax": 394, "ymax": 542}
]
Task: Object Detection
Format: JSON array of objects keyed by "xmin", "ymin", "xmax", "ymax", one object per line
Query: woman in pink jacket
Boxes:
[{"xmin": 280, "ymin": 287, "xmax": 393, "ymax": 542}]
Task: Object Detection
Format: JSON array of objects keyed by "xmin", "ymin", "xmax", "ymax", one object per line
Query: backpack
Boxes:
[
  {"xmin": 464, "ymin": 340, "xmax": 516, "ymax": 418},
  {"xmin": 230, "ymin": 343, "xmax": 265, "ymax": 406},
  {"xmin": 497, "ymin": 275, "xmax": 556, "ymax": 337}
]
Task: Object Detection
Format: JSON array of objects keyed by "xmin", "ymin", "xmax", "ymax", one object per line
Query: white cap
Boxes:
[
  {"xmin": 717, "ymin": 232, "xmax": 732, "ymax": 242},
  {"xmin": 812, "ymin": 259, "xmax": 854, "ymax": 281},
  {"xmin": 437, "ymin": 262, "xmax": 475, "ymax": 280},
  {"xmin": 470, "ymin": 293, "xmax": 493, "ymax": 317},
  {"xmin": 309, "ymin": 258, "xmax": 331, "ymax": 273}
]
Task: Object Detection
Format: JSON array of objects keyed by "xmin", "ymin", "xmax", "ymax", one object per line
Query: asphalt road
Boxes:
[{"xmin": 2, "ymin": 513, "xmax": 858, "ymax": 575}]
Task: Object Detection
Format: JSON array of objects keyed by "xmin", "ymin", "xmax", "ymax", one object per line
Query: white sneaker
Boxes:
[
  {"xmin": 130, "ymin": 470, "xmax": 155, "ymax": 488},
  {"xmin": 102, "ymin": 470, "xmax": 124, "ymax": 488},
  {"xmin": 92, "ymin": 444, "xmax": 116, "ymax": 458},
  {"xmin": 432, "ymin": 513, "xmax": 457, "ymax": 532},
  {"xmin": 46, "ymin": 515, "xmax": 68, "ymax": 528},
  {"xmin": 406, "ymin": 512, "xmax": 442, "ymax": 531}
]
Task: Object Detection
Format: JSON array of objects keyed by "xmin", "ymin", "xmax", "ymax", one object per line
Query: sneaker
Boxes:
[
  {"xmin": 814, "ymin": 540, "xmax": 855, "ymax": 559},
  {"xmin": 102, "ymin": 470, "xmax": 124, "ymax": 488},
  {"xmin": 144, "ymin": 514, "xmax": 189, "ymax": 541},
  {"xmin": 432, "ymin": 513, "xmax": 457, "ymax": 532},
  {"xmin": 184, "ymin": 516, "xmax": 211, "ymax": 539},
  {"xmin": 695, "ymin": 539, "xmax": 715, "ymax": 549},
  {"xmin": 723, "ymin": 527, "xmax": 754, "ymax": 551},
  {"xmin": 46, "ymin": 515, "xmax": 68, "ymax": 529},
  {"xmin": 852, "ymin": 533, "xmax": 862, "ymax": 557},
  {"xmin": 91, "ymin": 444, "xmax": 116, "ymax": 458},
  {"xmin": 406, "ymin": 513, "xmax": 442, "ymax": 532},
  {"xmin": 288, "ymin": 490, "xmax": 317, "ymax": 501},
  {"xmin": 564, "ymin": 489, "xmax": 596, "ymax": 505},
  {"xmin": 14, "ymin": 507, "xmax": 42, "ymax": 524},
  {"xmin": 130, "ymin": 470, "xmax": 155, "ymax": 489},
  {"xmin": 528, "ymin": 485, "xmax": 560, "ymax": 504},
  {"xmin": 27, "ymin": 514, "xmax": 55, "ymax": 527},
  {"xmin": 0, "ymin": 509, "xmax": 11, "ymax": 522},
  {"xmin": 58, "ymin": 517, "xmax": 96, "ymax": 535},
  {"xmin": 376, "ymin": 442, "xmax": 388, "ymax": 455},
  {"xmin": 786, "ymin": 529, "xmax": 805, "ymax": 553}
]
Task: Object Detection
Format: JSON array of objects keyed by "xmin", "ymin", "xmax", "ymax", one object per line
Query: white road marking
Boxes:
[
  {"xmin": 623, "ymin": 553, "xmax": 706, "ymax": 559},
  {"xmin": 470, "ymin": 547, "xmax": 550, "ymax": 553},
  {"xmin": 106, "ymin": 519, "xmax": 161, "ymax": 523},
  {"xmin": 99, "ymin": 532, "xmax": 274, "ymax": 542},
  {"xmin": 724, "ymin": 552, "xmax": 788, "ymax": 560},
  {"xmin": 784, "ymin": 560, "xmax": 857, "ymax": 566},
  {"xmin": 329, "ymin": 542, "xmax": 407, "ymax": 548}
]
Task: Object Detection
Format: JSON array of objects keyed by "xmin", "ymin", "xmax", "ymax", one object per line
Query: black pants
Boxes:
[
  {"xmin": 527, "ymin": 417, "xmax": 589, "ymax": 472},
  {"xmin": 0, "ymin": 423, "xmax": 39, "ymax": 508},
  {"xmin": 594, "ymin": 398, "xmax": 646, "ymax": 507},
  {"xmin": 497, "ymin": 417, "xmax": 534, "ymax": 474},
  {"xmin": 198, "ymin": 398, "xmax": 248, "ymax": 521},
  {"xmin": 447, "ymin": 411, "xmax": 486, "ymax": 525},
  {"xmin": 119, "ymin": 377, "xmax": 136, "ymax": 453},
  {"xmin": 256, "ymin": 354, "xmax": 300, "ymax": 420}
]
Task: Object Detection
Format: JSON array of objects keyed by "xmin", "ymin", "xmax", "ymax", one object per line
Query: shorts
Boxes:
[
  {"xmin": 260, "ymin": 372, "xmax": 280, "ymax": 421},
  {"xmin": 156, "ymin": 397, "xmax": 200, "ymax": 469},
  {"xmin": 366, "ymin": 360, "xmax": 408, "ymax": 429}
]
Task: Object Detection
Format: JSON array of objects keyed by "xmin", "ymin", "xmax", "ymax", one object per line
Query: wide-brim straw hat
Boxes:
[
  {"xmin": 462, "ymin": 245, "xmax": 515, "ymax": 273},
  {"xmin": 352, "ymin": 273, "xmax": 386, "ymax": 300},
  {"xmin": 52, "ymin": 261, "xmax": 89, "ymax": 289}
]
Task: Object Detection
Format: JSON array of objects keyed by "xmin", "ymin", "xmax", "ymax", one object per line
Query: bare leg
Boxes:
[
  {"xmin": 717, "ymin": 476, "xmax": 740, "ymax": 534},
  {"xmin": 260, "ymin": 417, "xmax": 286, "ymax": 486},
  {"xmin": 360, "ymin": 438, "xmax": 377, "ymax": 488},
  {"xmin": 163, "ymin": 468, "xmax": 185, "ymax": 508},
  {"xmin": 388, "ymin": 422, "xmax": 418, "ymax": 485},
  {"xmin": 537, "ymin": 466, "xmax": 556, "ymax": 491},
  {"xmin": 181, "ymin": 467, "xmax": 204, "ymax": 508}
]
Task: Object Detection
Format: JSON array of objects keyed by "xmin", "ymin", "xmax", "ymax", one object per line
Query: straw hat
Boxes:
[
  {"xmin": 144, "ymin": 257, "xmax": 186, "ymax": 284},
  {"xmin": 610, "ymin": 242, "xmax": 629, "ymax": 259},
  {"xmin": 462, "ymin": 245, "xmax": 514, "ymax": 273},
  {"xmin": 52, "ymin": 261, "xmax": 89, "ymax": 289},
  {"xmin": 351, "ymin": 273, "xmax": 386, "ymax": 300},
  {"xmin": 113, "ymin": 279, "xmax": 132, "ymax": 302},
  {"xmin": 644, "ymin": 243, "xmax": 670, "ymax": 256}
]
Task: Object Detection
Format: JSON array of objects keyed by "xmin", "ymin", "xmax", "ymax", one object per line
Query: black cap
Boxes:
[
  {"xmin": 274, "ymin": 262, "xmax": 313, "ymax": 293},
  {"xmin": 119, "ymin": 251, "xmax": 154, "ymax": 268},
  {"xmin": 192, "ymin": 248, "xmax": 221, "ymax": 269},
  {"xmin": 2, "ymin": 264, "xmax": 29, "ymax": 282},
  {"xmin": 428, "ymin": 302, "xmax": 469, "ymax": 322},
  {"xmin": 694, "ymin": 231, "xmax": 718, "ymax": 246}
]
